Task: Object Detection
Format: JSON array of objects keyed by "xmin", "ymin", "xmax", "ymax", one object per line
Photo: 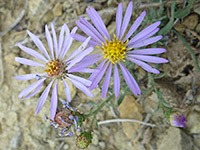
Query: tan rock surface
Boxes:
[{"xmin": 119, "ymin": 95, "xmax": 143, "ymax": 139}]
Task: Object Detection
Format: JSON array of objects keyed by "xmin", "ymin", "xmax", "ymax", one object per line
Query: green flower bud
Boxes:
[{"xmin": 76, "ymin": 131, "xmax": 92, "ymax": 149}]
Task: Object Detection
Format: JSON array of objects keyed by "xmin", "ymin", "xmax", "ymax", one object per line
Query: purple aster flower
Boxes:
[
  {"xmin": 71, "ymin": 1, "xmax": 168, "ymax": 98},
  {"xmin": 14, "ymin": 23, "xmax": 94, "ymax": 120},
  {"xmin": 169, "ymin": 112, "xmax": 187, "ymax": 128}
]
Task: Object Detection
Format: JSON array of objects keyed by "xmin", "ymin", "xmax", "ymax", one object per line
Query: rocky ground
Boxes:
[{"xmin": 0, "ymin": 0, "xmax": 200, "ymax": 150}]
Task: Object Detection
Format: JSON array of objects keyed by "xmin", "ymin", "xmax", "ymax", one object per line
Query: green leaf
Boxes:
[
  {"xmin": 153, "ymin": 72, "xmax": 166, "ymax": 79},
  {"xmin": 131, "ymin": 71, "xmax": 138, "ymax": 82},
  {"xmin": 174, "ymin": 30, "xmax": 200, "ymax": 72},
  {"xmin": 154, "ymin": 102, "xmax": 160, "ymax": 114},
  {"xmin": 141, "ymin": 87, "xmax": 154, "ymax": 94},
  {"xmin": 116, "ymin": 92, "xmax": 126, "ymax": 106},
  {"xmin": 161, "ymin": 98, "xmax": 171, "ymax": 107},
  {"xmin": 158, "ymin": 0, "xmax": 164, "ymax": 17},
  {"xmin": 174, "ymin": 0, "xmax": 195, "ymax": 19},
  {"xmin": 158, "ymin": 1, "xmax": 176, "ymax": 35},
  {"xmin": 105, "ymin": 102, "xmax": 114, "ymax": 107},
  {"xmin": 88, "ymin": 101, "xmax": 101, "ymax": 107},
  {"xmin": 89, "ymin": 107, "xmax": 94, "ymax": 114},
  {"xmin": 94, "ymin": 116, "xmax": 99, "ymax": 128}
]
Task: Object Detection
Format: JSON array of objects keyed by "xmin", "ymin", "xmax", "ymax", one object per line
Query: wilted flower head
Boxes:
[
  {"xmin": 76, "ymin": 131, "xmax": 92, "ymax": 149},
  {"xmin": 169, "ymin": 112, "xmax": 187, "ymax": 128},
  {"xmin": 46, "ymin": 101, "xmax": 80, "ymax": 136},
  {"xmin": 71, "ymin": 1, "xmax": 168, "ymax": 98},
  {"xmin": 14, "ymin": 23, "xmax": 94, "ymax": 120}
]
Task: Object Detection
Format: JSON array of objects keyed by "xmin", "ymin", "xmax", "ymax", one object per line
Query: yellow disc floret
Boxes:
[
  {"xmin": 98, "ymin": 35, "xmax": 128, "ymax": 64},
  {"xmin": 45, "ymin": 59, "xmax": 65, "ymax": 77}
]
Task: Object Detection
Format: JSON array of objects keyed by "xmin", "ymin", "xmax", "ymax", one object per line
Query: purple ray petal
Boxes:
[
  {"xmin": 26, "ymin": 30, "xmax": 50, "ymax": 60},
  {"xmin": 114, "ymin": 64, "xmax": 120, "ymax": 97},
  {"xmin": 119, "ymin": 63, "xmax": 141, "ymax": 95},
  {"xmin": 90, "ymin": 7, "xmax": 110, "ymax": 40},
  {"xmin": 67, "ymin": 77, "xmax": 93, "ymax": 97},
  {"xmin": 58, "ymin": 24, "xmax": 70, "ymax": 59},
  {"xmin": 128, "ymin": 35, "xmax": 163, "ymax": 48},
  {"xmin": 66, "ymin": 47, "xmax": 93, "ymax": 70},
  {"xmin": 63, "ymin": 78, "xmax": 71, "ymax": 102},
  {"xmin": 50, "ymin": 82, "xmax": 58, "ymax": 121},
  {"xmin": 70, "ymin": 33, "xmax": 101, "ymax": 46},
  {"xmin": 127, "ymin": 57, "xmax": 160, "ymax": 74},
  {"xmin": 134, "ymin": 28, "xmax": 160, "ymax": 44},
  {"xmin": 119, "ymin": 1, "xmax": 133, "ymax": 40},
  {"xmin": 127, "ymin": 21, "xmax": 161, "ymax": 46},
  {"xmin": 86, "ymin": 8, "xmax": 109, "ymax": 40},
  {"xmin": 80, "ymin": 17, "xmax": 104, "ymax": 42},
  {"xmin": 51, "ymin": 23, "xmax": 58, "ymax": 58},
  {"xmin": 127, "ymin": 48, "xmax": 166, "ymax": 55},
  {"xmin": 60, "ymin": 27, "xmax": 78, "ymax": 60},
  {"xmin": 70, "ymin": 68, "xmax": 97, "ymax": 73},
  {"xmin": 90, "ymin": 61, "xmax": 109, "ymax": 90},
  {"xmin": 102, "ymin": 63, "xmax": 112, "ymax": 98},
  {"xmin": 17, "ymin": 44, "xmax": 48, "ymax": 63},
  {"xmin": 18, "ymin": 78, "xmax": 46, "ymax": 98},
  {"xmin": 67, "ymin": 74, "xmax": 92, "ymax": 87},
  {"xmin": 66, "ymin": 37, "xmax": 91, "ymax": 62},
  {"xmin": 14, "ymin": 73, "xmax": 45, "ymax": 80},
  {"xmin": 76, "ymin": 21, "xmax": 103, "ymax": 44},
  {"xmin": 15, "ymin": 57, "xmax": 45, "ymax": 67},
  {"xmin": 63, "ymin": 23, "xmax": 70, "ymax": 34},
  {"xmin": 58, "ymin": 25, "xmax": 65, "ymax": 56},
  {"xmin": 89, "ymin": 59, "xmax": 106, "ymax": 81},
  {"xmin": 78, "ymin": 54, "xmax": 101, "ymax": 63},
  {"xmin": 35, "ymin": 80, "xmax": 54, "ymax": 114},
  {"xmin": 123, "ymin": 11, "xmax": 146, "ymax": 42},
  {"xmin": 69, "ymin": 56, "xmax": 102, "ymax": 73},
  {"xmin": 45, "ymin": 24, "xmax": 54, "ymax": 59},
  {"xmin": 116, "ymin": 2, "xmax": 123, "ymax": 39},
  {"xmin": 22, "ymin": 81, "xmax": 43, "ymax": 100},
  {"xmin": 128, "ymin": 54, "xmax": 168, "ymax": 63}
]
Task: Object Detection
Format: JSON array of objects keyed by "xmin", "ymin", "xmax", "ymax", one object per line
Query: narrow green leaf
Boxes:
[
  {"xmin": 117, "ymin": 92, "xmax": 126, "ymax": 106},
  {"xmin": 158, "ymin": 0, "xmax": 164, "ymax": 17},
  {"xmin": 153, "ymin": 72, "xmax": 166, "ymax": 79},
  {"xmin": 174, "ymin": 0, "xmax": 195, "ymax": 19},
  {"xmin": 158, "ymin": 1, "xmax": 176, "ymax": 35},
  {"xmin": 154, "ymin": 102, "xmax": 160, "ymax": 114},
  {"xmin": 161, "ymin": 98, "xmax": 171, "ymax": 106},
  {"xmin": 94, "ymin": 116, "xmax": 99, "ymax": 128},
  {"xmin": 105, "ymin": 102, "xmax": 114, "ymax": 107},
  {"xmin": 174, "ymin": 30, "xmax": 200, "ymax": 72},
  {"xmin": 141, "ymin": 87, "xmax": 154, "ymax": 94}
]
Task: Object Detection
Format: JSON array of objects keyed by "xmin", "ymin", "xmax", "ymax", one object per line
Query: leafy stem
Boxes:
[{"xmin": 85, "ymin": 94, "xmax": 114, "ymax": 118}]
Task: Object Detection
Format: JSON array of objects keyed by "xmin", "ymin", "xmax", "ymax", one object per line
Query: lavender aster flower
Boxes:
[
  {"xmin": 169, "ymin": 112, "xmax": 187, "ymax": 128},
  {"xmin": 14, "ymin": 23, "xmax": 94, "ymax": 120},
  {"xmin": 71, "ymin": 1, "xmax": 168, "ymax": 98}
]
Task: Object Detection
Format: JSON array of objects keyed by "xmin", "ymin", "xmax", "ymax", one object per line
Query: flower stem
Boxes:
[{"xmin": 85, "ymin": 94, "xmax": 115, "ymax": 118}]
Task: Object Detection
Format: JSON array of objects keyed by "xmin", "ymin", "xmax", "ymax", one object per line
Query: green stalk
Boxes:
[{"xmin": 85, "ymin": 94, "xmax": 114, "ymax": 118}]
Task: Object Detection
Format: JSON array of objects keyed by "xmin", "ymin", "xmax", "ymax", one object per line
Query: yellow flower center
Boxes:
[
  {"xmin": 98, "ymin": 35, "xmax": 128, "ymax": 64},
  {"xmin": 45, "ymin": 59, "xmax": 65, "ymax": 77}
]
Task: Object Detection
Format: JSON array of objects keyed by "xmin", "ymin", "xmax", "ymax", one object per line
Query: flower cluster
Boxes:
[{"xmin": 14, "ymin": 2, "xmax": 170, "ymax": 148}]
